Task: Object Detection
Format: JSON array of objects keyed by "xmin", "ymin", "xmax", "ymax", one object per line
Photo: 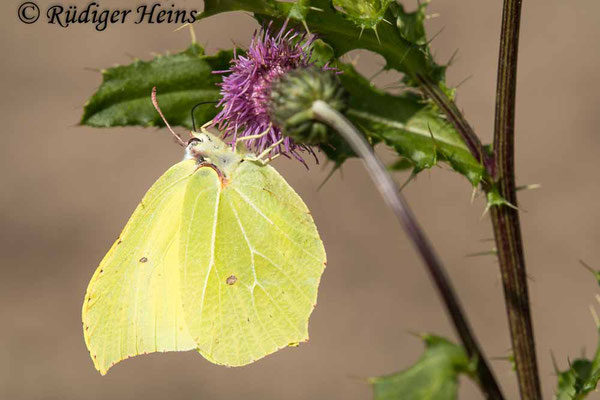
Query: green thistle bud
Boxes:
[{"xmin": 269, "ymin": 66, "xmax": 347, "ymax": 146}]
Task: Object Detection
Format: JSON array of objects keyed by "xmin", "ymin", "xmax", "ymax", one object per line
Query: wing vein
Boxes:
[
  {"xmin": 228, "ymin": 198, "xmax": 278, "ymax": 351},
  {"xmin": 231, "ymin": 187, "xmax": 322, "ymax": 263},
  {"xmin": 195, "ymin": 184, "xmax": 221, "ymax": 331}
]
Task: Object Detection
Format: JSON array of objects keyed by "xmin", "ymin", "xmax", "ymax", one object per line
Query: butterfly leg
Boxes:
[
  {"xmin": 234, "ymin": 124, "xmax": 272, "ymax": 145},
  {"xmin": 256, "ymin": 138, "xmax": 284, "ymax": 162},
  {"xmin": 200, "ymin": 120, "xmax": 213, "ymax": 131}
]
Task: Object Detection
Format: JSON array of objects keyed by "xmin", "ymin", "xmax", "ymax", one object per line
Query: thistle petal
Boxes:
[{"xmin": 212, "ymin": 22, "xmax": 321, "ymax": 164}]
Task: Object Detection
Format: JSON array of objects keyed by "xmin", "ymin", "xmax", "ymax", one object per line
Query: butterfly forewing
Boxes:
[{"xmin": 82, "ymin": 160, "xmax": 198, "ymax": 375}]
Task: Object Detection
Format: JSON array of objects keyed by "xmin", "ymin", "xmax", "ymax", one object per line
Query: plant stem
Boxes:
[
  {"xmin": 418, "ymin": 76, "xmax": 496, "ymax": 178},
  {"xmin": 311, "ymin": 100, "xmax": 505, "ymax": 400},
  {"xmin": 491, "ymin": 1, "xmax": 541, "ymax": 399}
]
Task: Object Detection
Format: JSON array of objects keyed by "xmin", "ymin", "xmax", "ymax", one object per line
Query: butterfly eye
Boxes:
[{"xmin": 187, "ymin": 138, "xmax": 201, "ymax": 146}]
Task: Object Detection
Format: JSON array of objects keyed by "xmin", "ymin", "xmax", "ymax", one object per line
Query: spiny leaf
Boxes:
[
  {"xmin": 332, "ymin": 0, "xmax": 394, "ymax": 31},
  {"xmin": 200, "ymin": 0, "xmax": 283, "ymax": 19},
  {"xmin": 197, "ymin": 1, "xmax": 483, "ymax": 185},
  {"xmin": 337, "ymin": 63, "xmax": 485, "ymax": 186},
  {"xmin": 370, "ymin": 335, "xmax": 475, "ymax": 400},
  {"xmin": 388, "ymin": 158, "xmax": 414, "ymax": 171},
  {"xmin": 81, "ymin": 44, "xmax": 232, "ymax": 129},
  {"xmin": 307, "ymin": 39, "xmax": 483, "ymax": 184},
  {"xmin": 555, "ymin": 267, "xmax": 600, "ymax": 400},
  {"xmin": 556, "ymin": 359, "xmax": 600, "ymax": 400},
  {"xmin": 198, "ymin": 0, "xmax": 446, "ymax": 87}
]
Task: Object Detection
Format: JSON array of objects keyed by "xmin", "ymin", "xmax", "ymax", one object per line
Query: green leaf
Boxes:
[
  {"xmin": 388, "ymin": 158, "xmax": 414, "ymax": 171},
  {"xmin": 196, "ymin": 1, "xmax": 483, "ymax": 185},
  {"xmin": 555, "ymin": 265, "xmax": 600, "ymax": 400},
  {"xmin": 331, "ymin": 0, "xmax": 393, "ymax": 31},
  {"xmin": 556, "ymin": 359, "xmax": 600, "ymax": 400},
  {"xmin": 81, "ymin": 44, "xmax": 232, "ymax": 129},
  {"xmin": 198, "ymin": 0, "xmax": 445, "ymax": 86},
  {"xmin": 338, "ymin": 63, "xmax": 485, "ymax": 186},
  {"xmin": 370, "ymin": 335, "xmax": 474, "ymax": 400}
]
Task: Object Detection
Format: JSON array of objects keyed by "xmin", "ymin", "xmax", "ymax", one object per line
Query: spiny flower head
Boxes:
[{"xmin": 212, "ymin": 21, "xmax": 323, "ymax": 165}]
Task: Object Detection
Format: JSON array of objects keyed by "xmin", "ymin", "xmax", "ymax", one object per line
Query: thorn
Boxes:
[
  {"xmin": 505, "ymin": 201, "xmax": 520, "ymax": 211},
  {"xmin": 399, "ymin": 170, "xmax": 418, "ymax": 192},
  {"xmin": 480, "ymin": 203, "xmax": 491, "ymax": 219},
  {"xmin": 175, "ymin": 22, "xmax": 191, "ymax": 32},
  {"xmin": 471, "ymin": 186, "xmax": 478, "ymax": 204},
  {"xmin": 579, "ymin": 260, "xmax": 600, "ymax": 284},
  {"xmin": 359, "ymin": 26, "xmax": 365, "ymax": 40},
  {"xmin": 447, "ymin": 48, "xmax": 460, "ymax": 67},
  {"xmin": 301, "ymin": 19, "xmax": 310, "ymax": 34},
  {"xmin": 382, "ymin": 18, "xmax": 392, "ymax": 25},
  {"xmin": 373, "ymin": 26, "xmax": 381, "ymax": 46},
  {"xmin": 188, "ymin": 24, "xmax": 197, "ymax": 44},
  {"xmin": 426, "ymin": 123, "xmax": 439, "ymax": 166},
  {"xmin": 550, "ymin": 351, "xmax": 560, "ymax": 375},
  {"xmin": 455, "ymin": 75, "xmax": 473, "ymax": 90},
  {"xmin": 426, "ymin": 27, "xmax": 445, "ymax": 46},
  {"xmin": 425, "ymin": 13, "xmax": 440, "ymax": 20},
  {"xmin": 580, "ymin": 259, "xmax": 597, "ymax": 273},
  {"xmin": 317, "ymin": 165, "xmax": 339, "ymax": 191},
  {"xmin": 590, "ymin": 304, "xmax": 600, "ymax": 328},
  {"xmin": 405, "ymin": 330, "xmax": 425, "ymax": 339},
  {"xmin": 465, "ymin": 249, "xmax": 497, "ymax": 258},
  {"xmin": 345, "ymin": 374, "xmax": 371, "ymax": 385},
  {"xmin": 309, "ymin": 7, "xmax": 324, "ymax": 12},
  {"xmin": 516, "ymin": 183, "xmax": 541, "ymax": 192}
]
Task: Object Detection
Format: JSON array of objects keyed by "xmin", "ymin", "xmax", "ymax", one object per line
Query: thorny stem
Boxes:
[
  {"xmin": 418, "ymin": 75, "xmax": 496, "ymax": 178},
  {"xmin": 311, "ymin": 100, "xmax": 505, "ymax": 400},
  {"xmin": 491, "ymin": 1, "xmax": 542, "ymax": 399},
  {"xmin": 416, "ymin": 2, "xmax": 540, "ymax": 397}
]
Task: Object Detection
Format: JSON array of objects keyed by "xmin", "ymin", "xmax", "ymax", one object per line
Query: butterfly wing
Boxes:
[
  {"xmin": 82, "ymin": 160, "xmax": 199, "ymax": 375},
  {"xmin": 180, "ymin": 160, "xmax": 326, "ymax": 366}
]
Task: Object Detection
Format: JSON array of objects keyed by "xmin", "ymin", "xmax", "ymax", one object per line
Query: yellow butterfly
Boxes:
[{"xmin": 82, "ymin": 88, "xmax": 326, "ymax": 374}]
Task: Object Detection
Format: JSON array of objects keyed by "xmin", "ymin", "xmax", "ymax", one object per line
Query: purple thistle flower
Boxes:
[{"xmin": 212, "ymin": 21, "xmax": 323, "ymax": 165}]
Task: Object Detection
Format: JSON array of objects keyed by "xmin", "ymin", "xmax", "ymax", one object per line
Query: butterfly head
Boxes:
[{"xmin": 184, "ymin": 130, "xmax": 243, "ymax": 177}]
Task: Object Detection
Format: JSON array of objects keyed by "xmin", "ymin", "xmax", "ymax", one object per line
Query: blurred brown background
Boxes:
[{"xmin": 1, "ymin": 0, "xmax": 599, "ymax": 399}]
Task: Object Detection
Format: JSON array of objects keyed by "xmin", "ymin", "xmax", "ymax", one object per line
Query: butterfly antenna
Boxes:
[
  {"xmin": 151, "ymin": 86, "xmax": 186, "ymax": 147},
  {"xmin": 190, "ymin": 101, "xmax": 218, "ymax": 132}
]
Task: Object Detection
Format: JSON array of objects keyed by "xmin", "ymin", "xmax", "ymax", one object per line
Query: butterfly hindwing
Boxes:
[{"xmin": 180, "ymin": 160, "xmax": 326, "ymax": 366}]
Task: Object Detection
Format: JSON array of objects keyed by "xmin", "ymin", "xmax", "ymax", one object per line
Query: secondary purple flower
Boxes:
[{"xmin": 212, "ymin": 21, "xmax": 320, "ymax": 165}]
